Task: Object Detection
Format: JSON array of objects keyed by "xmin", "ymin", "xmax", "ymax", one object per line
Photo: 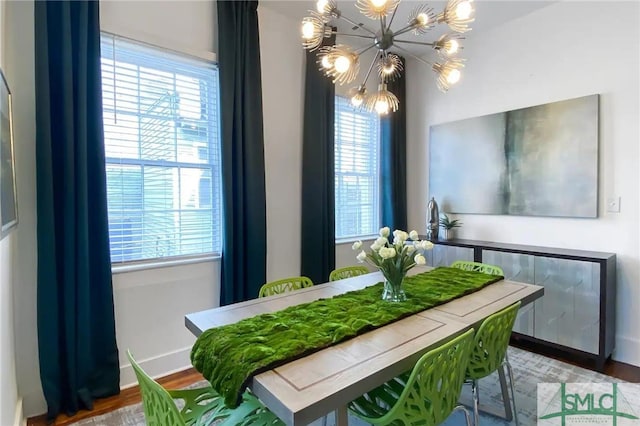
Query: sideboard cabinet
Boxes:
[{"xmin": 422, "ymin": 238, "xmax": 616, "ymax": 372}]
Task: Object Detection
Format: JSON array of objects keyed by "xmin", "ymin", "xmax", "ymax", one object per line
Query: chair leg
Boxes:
[
  {"xmin": 505, "ymin": 354, "xmax": 519, "ymax": 426},
  {"xmin": 471, "ymin": 379, "xmax": 479, "ymax": 426},
  {"xmin": 497, "ymin": 366, "xmax": 513, "ymax": 422},
  {"xmin": 453, "ymin": 405, "xmax": 473, "ymax": 426}
]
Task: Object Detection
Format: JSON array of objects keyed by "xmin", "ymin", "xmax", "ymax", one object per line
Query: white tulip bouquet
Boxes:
[{"xmin": 352, "ymin": 227, "xmax": 434, "ymax": 301}]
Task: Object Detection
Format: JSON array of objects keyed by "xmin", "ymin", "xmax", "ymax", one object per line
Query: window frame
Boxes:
[
  {"xmin": 100, "ymin": 33, "xmax": 223, "ymax": 268},
  {"xmin": 334, "ymin": 96, "xmax": 381, "ymax": 242}
]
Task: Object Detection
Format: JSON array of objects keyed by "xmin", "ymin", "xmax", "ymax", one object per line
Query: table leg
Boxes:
[{"xmin": 335, "ymin": 405, "xmax": 348, "ymax": 426}]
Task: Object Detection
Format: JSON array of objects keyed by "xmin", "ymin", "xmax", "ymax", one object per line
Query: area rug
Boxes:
[{"xmin": 71, "ymin": 346, "xmax": 632, "ymax": 426}]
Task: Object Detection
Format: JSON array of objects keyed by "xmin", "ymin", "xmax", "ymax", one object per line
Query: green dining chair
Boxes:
[
  {"xmin": 451, "ymin": 260, "xmax": 505, "ymax": 276},
  {"xmin": 329, "ymin": 265, "xmax": 369, "ymax": 281},
  {"xmin": 348, "ymin": 328, "xmax": 475, "ymax": 426},
  {"xmin": 258, "ymin": 276, "xmax": 314, "ymax": 298},
  {"xmin": 127, "ymin": 350, "xmax": 284, "ymax": 426},
  {"xmin": 466, "ymin": 302, "xmax": 521, "ymax": 426}
]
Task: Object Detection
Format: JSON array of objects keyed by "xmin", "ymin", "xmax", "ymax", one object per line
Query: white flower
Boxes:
[
  {"xmin": 356, "ymin": 250, "xmax": 367, "ymax": 262},
  {"xmin": 409, "ymin": 230, "xmax": 419, "ymax": 241},
  {"xmin": 352, "ymin": 240, "xmax": 362, "ymax": 250},
  {"xmin": 379, "ymin": 227, "xmax": 390, "ymax": 237},
  {"xmin": 392, "ymin": 230, "xmax": 409, "ymax": 245},
  {"xmin": 371, "ymin": 236, "xmax": 388, "ymax": 251},
  {"xmin": 379, "ymin": 246, "xmax": 397, "ymax": 259},
  {"xmin": 418, "ymin": 240, "xmax": 434, "ymax": 251},
  {"xmin": 406, "ymin": 244, "xmax": 416, "ymax": 253},
  {"xmin": 414, "ymin": 253, "xmax": 426, "ymax": 265}
]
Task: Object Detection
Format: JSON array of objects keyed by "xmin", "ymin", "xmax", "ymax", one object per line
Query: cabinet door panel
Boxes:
[
  {"xmin": 533, "ymin": 257, "xmax": 600, "ymax": 354},
  {"xmin": 429, "ymin": 245, "xmax": 473, "ymax": 267},
  {"xmin": 483, "ymin": 250, "xmax": 535, "ymax": 336}
]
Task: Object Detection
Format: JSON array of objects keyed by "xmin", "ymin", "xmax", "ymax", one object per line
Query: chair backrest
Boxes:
[
  {"xmin": 450, "ymin": 260, "xmax": 504, "ymax": 276},
  {"xmin": 384, "ymin": 328, "xmax": 475, "ymax": 425},
  {"xmin": 127, "ymin": 350, "xmax": 185, "ymax": 426},
  {"xmin": 329, "ymin": 266, "xmax": 369, "ymax": 281},
  {"xmin": 466, "ymin": 302, "xmax": 521, "ymax": 380},
  {"xmin": 258, "ymin": 276, "xmax": 314, "ymax": 298}
]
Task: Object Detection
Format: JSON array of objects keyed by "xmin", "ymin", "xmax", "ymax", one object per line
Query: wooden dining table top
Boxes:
[{"xmin": 185, "ymin": 266, "xmax": 544, "ymax": 425}]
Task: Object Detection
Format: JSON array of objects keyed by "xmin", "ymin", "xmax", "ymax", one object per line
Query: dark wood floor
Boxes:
[{"xmin": 28, "ymin": 358, "xmax": 640, "ymax": 425}]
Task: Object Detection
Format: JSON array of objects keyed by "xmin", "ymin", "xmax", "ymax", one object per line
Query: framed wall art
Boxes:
[
  {"xmin": 1, "ymin": 69, "xmax": 18, "ymax": 239},
  {"xmin": 429, "ymin": 94, "xmax": 599, "ymax": 218}
]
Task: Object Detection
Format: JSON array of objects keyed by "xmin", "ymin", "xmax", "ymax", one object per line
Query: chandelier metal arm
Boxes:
[
  {"xmin": 337, "ymin": 15, "xmax": 378, "ymax": 36},
  {"xmin": 361, "ymin": 52, "xmax": 380, "ymax": 87},
  {"xmin": 386, "ymin": 7, "xmax": 398, "ymax": 31},
  {"xmin": 394, "ymin": 39, "xmax": 435, "ymax": 47},
  {"xmin": 393, "ymin": 24, "xmax": 419, "ymax": 37},
  {"xmin": 355, "ymin": 44, "xmax": 377, "ymax": 56},
  {"xmin": 393, "ymin": 44, "xmax": 434, "ymax": 66},
  {"xmin": 333, "ymin": 32, "xmax": 376, "ymax": 40},
  {"xmin": 379, "ymin": 17, "xmax": 386, "ymax": 34}
]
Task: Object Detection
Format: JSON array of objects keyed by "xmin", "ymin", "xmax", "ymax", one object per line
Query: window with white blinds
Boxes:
[
  {"xmin": 334, "ymin": 96, "xmax": 381, "ymax": 239},
  {"xmin": 100, "ymin": 34, "xmax": 222, "ymax": 263}
]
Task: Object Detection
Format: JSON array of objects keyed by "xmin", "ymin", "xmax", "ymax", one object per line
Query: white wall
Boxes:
[
  {"xmin": 0, "ymin": 2, "xmax": 21, "ymax": 425},
  {"xmin": 5, "ymin": 0, "xmax": 39, "ymax": 419},
  {"xmin": 259, "ymin": 4, "xmax": 305, "ymax": 281},
  {"xmin": 406, "ymin": 1, "xmax": 640, "ymax": 366}
]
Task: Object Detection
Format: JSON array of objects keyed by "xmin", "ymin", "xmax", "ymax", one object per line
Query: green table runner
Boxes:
[{"xmin": 190, "ymin": 267, "xmax": 503, "ymax": 407}]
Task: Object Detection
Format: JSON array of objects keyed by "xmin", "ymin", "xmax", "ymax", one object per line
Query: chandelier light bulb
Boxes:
[
  {"xmin": 455, "ymin": 1, "xmax": 473, "ymax": 19},
  {"xmin": 441, "ymin": 0, "xmax": 474, "ymax": 32},
  {"xmin": 301, "ymin": 21, "xmax": 315, "ymax": 39},
  {"xmin": 365, "ymin": 84, "xmax": 399, "ymax": 114},
  {"xmin": 446, "ymin": 39, "xmax": 459, "ymax": 54},
  {"xmin": 408, "ymin": 5, "xmax": 435, "ymax": 34},
  {"xmin": 356, "ymin": 0, "xmax": 399, "ymax": 19},
  {"xmin": 321, "ymin": 55, "xmax": 332, "ymax": 69},
  {"xmin": 376, "ymin": 53, "xmax": 403, "ymax": 80},
  {"xmin": 318, "ymin": 45, "xmax": 360, "ymax": 84},
  {"xmin": 433, "ymin": 59, "xmax": 465, "ymax": 92},
  {"xmin": 351, "ymin": 94, "xmax": 364, "ymax": 107},
  {"xmin": 316, "ymin": 0, "xmax": 329, "ymax": 13},
  {"xmin": 334, "ymin": 55, "xmax": 351, "ymax": 73},
  {"xmin": 446, "ymin": 68, "xmax": 461, "ymax": 84},
  {"xmin": 375, "ymin": 99, "xmax": 390, "ymax": 115},
  {"xmin": 349, "ymin": 86, "xmax": 367, "ymax": 108},
  {"xmin": 417, "ymin": 12, "xmax": 430, "ymax": 27}
]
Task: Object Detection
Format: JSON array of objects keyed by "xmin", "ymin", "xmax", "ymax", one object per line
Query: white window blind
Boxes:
[
  {"xmin": 334, "ymin": 96, "xmax": 381, "ymax": 239},
  {"xmin": 100, "ymin": 34, "xmax": 222, "ymax": 263}
]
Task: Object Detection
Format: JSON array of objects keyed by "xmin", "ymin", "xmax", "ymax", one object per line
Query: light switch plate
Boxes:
[{"xmin": 607, "ymin": 196, "xmax": 621, "ymax": 213}]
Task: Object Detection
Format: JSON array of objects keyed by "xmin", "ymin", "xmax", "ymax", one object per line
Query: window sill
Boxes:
[
  {"xmin": 111, "ymin": 254, "xmax": 221, "ymax": 274},
  {"xmin": 336, "ymin": 235, "xmax": 378, "ymax": 245}
]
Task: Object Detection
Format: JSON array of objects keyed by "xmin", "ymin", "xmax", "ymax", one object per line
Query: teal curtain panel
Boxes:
[
  {"xmin": 217, "ymin": 1, "xmax": 267, "ymax": 304},
  {"xmin": 34, "ymin": 1, "xmax": 120, "ymax": 420},
  {"xmin": 301, "ymin": 33, "xmax": 337, "ymax": 284},
  {"xmin": 381, "ymin": 55, "xmax": 407, "ymax": 232}
]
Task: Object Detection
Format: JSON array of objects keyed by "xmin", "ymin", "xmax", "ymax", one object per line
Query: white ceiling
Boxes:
[{"xmin": 261, "ymin": 0, "xmax": 555, "ymax": 55}]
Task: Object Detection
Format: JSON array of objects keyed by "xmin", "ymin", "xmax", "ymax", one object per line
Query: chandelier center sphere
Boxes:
[{"xmin": 374, "ymin": 29, "xmax": 394, "ymax": 51}]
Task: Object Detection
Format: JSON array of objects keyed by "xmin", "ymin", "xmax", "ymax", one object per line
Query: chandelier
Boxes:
[{"xmin": 301, "ymin": 0, "xmax": 475, "ymax": 115}]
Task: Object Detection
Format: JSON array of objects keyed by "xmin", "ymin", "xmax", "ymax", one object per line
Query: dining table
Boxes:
[{"xmin": 185, "ymin": 266, "xmax": 544, "ymax": 426}]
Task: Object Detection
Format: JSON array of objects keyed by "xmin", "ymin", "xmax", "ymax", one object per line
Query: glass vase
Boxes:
[{"xmin": 381, "ymin": 272, "xmax": 407, "ymax": 302}]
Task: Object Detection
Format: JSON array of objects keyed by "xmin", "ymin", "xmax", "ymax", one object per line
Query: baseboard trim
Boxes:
[
  {"xmin": 120, "ymin": 346, "xmax": 193, "ymax": 389},
  {"xmin": 613, "ymin": 335, "xmax": 640, "ymax": 367},
  {"xmin": 14, "ymin": 398, "xmax": 25, "ymax": 426}
]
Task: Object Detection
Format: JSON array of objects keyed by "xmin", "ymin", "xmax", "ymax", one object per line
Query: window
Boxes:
[
  {"xmin": 100, "ymin": 34, "xmax": 222, "ymax": 263},
  {"xmin": 334, "ymin": 97, "xmax": 381, "ymax": 240}
]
